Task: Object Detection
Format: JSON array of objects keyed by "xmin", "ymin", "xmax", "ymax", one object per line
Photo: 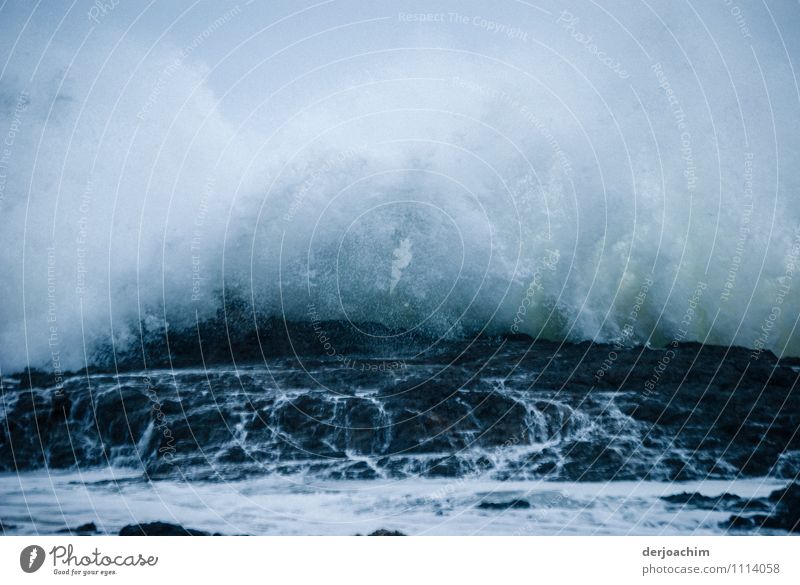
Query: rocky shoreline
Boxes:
[
  {"xmin": 660, "ymin": 482, "xmax": 800, "ymax": 534},
  {"xmin": 4, "ymin": 482, "xmax": 797, "ymax": 536}
]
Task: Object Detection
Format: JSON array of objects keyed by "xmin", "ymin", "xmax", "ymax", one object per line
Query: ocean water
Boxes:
[
  {"xmin": 1, "ymin": 341, "xmax": 797, "ymax": 534},
  {"xmin": 1, "ymin": 1, "xmax": 799, "ymax": 536},
  {"xmin": 0, "ymin": 470, "xmax": 788, "ymax": 536},
  {"xmin": 1, "ymin": 2, "xmax": 800, "ymax": 376}
]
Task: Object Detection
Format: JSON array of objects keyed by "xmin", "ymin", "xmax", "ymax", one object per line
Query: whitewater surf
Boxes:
[{"xmin": 0, "ymin": 1, "xmax": 798, "ymax": 537}]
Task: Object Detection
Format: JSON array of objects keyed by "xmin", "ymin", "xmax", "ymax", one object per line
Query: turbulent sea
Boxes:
[
  {"xmin": 1, "ymin": 1, "xmax": 800, "ymax": 536},
  {"xmin": 2, "ymin": 337, "xmax": 798, "ymax": 535}
]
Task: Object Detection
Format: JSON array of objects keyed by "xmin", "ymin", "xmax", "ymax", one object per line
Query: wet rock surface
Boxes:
[
  {"xmin": 1, "ymin": 339, "xmax": 797, "ymax": 483},
  {"xmin": 57, "ymin": 522, "xmax": 99, "ymax": 535},
  {"xmin": 661, "ymin": 492, "xmax": 770, "ymax": 512},
  {"xmin": 477, "ymin": 499, "xmax": 531, "ymax": 510},
  {"xmin": 722, "ymin": 483, "xmax": 800, "ymax": 533},
  {"xmin": 118, "ymin": 522, "xmax": 214, "ymax": 536}
]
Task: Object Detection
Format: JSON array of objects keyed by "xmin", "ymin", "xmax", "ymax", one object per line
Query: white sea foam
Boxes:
[
  {"xmin": 0, "ymin": 469, "xmax": 786, "ymax": 535},
  {"xmin": 1, "ymin": 2, "xmax": 799, "ymax": 374}
]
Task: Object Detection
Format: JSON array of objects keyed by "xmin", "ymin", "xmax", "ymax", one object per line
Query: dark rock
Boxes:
[
  {"xmin": 58, "ymin": 521, "xmax": 98, "ymax": 535},
  {"xmin": 272, "ymin": 394, "xmax": 343, "ymax": 457},
  {"xmin": 218, "ymin": 445, "xmax": 248, "ymax": 463},
  {"xmin": 560, "ymin": 440, "xmax": 628, "ymax": 481},
  {"xmin": 723, "ymin": 483, "xmax": 800, "ymax": 533},
  {"xmin": 2, "ymin": 338, "xmax": 798, "ymax": 483},
  {"xmin": 724, "ymin": 514, "xmax": 760, "ymax": 531},
  {"xmin": 344, "ymin": 399, "xmax": 389, "ymax": 454},
  {"xmin": 765, "ymin": 482, "xmax": 800, "ymax": 532},
  {"xmin": 368, "ymin": 529, "xmax": 405, "ymax": 536},
  {"xmin": 662, "ymin": 492, "xmax": 769, "ymax": 512},
  {"xmin": 118, "ymin": 521, "xmax": 212, "ymax": 536},
  {"xmin": 327, "ymin": 460, "xmax": 380, "ymax": 480},
  {"xmin": 425, "ymin": 456, "xmax": 469, "ymax": 478},
  {"xmin": 16, "ymin": 368, "xmax": 55, "ymax": 390},
  {"xmin": 477, "ymin": 499, "xmax": 531, "ymax": 510}
]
